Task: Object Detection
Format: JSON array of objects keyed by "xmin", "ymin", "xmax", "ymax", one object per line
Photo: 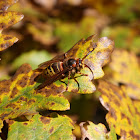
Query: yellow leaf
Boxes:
[
  {"xmin": 0, "ymin": 10, "xmax": 24, "ymax": 51},
  {"xmin": 0, "ymin": 12, "xmax": 24, "ymax": 31},
  {"xmin": 0, "ymin": 64, "xmax": 69, "ymax": 122},
  {"xmin": 110, "ymin": 49, "xmax": 140, "ymax": 99},
  {"xmin": 98, "ymin": 80, "xmax": 140, "ymax": 140},
  {"xmin": 0, "ymin": 34, "xmax": 18, "ymax": 51},
  {"xmin": 0, "ymin": 0, "xmax": 18, "ymax": 11}
]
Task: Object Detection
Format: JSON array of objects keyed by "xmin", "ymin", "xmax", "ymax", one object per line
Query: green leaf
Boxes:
[
  {"xmin": 0, "ymin": 64, "xmax": 70, "ymax": 121},
  {"xmin": 12, "ymin": 50, "xmax": 52, "ymax": 69},
  {"xmin": 109, "ymin": 125, "xmax": 118, "ymax": 140},
  {"xmin": 8, "ymin": 113, "xmax": 74, "ymax": 140},
  {"xmin": 54, "ymin": 17, "xmax": 97, "ymax": 52},
  {"xmin": 102, "ymin": 26, "xmax": 140, "ymax": 53},
  {"xmin": 80, "ymin": 121, "xmax": 117, "ymax": 140}
]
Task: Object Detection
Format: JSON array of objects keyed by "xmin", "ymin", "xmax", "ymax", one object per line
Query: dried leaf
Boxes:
[
  {"xmin": 8, "ymin": 113, "xmax": 74, "ymax": 140},
  {"xmin": 0, "ymin": 64, "xmax": 69, "ymax": 123},
  {"xmin": 98, "ymin": 80, "xmax": 140, "ymax": 140},
  {"xmin": 110, "ymin": 49, "xmax": 140, "ymax": 99},
  {"xmin": 80, "ymin": 121, "xmax": 117, "ymax": 140}
]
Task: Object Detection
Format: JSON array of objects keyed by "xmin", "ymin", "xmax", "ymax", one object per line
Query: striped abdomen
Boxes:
[{"xmin": 44, "ymin": 62, "xmax": 64, "ymax": 77}]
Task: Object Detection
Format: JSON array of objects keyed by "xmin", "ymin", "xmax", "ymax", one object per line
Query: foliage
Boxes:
[
  {"xmin": 35, "ymin": 35, "xmax": 114, "ymax": 94},
  {"xmin": 0, "ymin": 63, "xmax": 69, "ymax": 121},
  {"xmin": 12, "ymin": 50, "xmax": 52, "ymax": 69},
  {"xmin": 99, "ymin": 80, "xmax": 140, "ymax": 139},
  {"xmin": 54, "ymin": 17, "xmax": 97, "ymax": 52},
  {"xmin": 80, "ymin": 121, "xmax": 117, "ymax": 140},
  {"xmin": 8, "ymin": 113, "xmax": 74, "ymax": 140},
  {"xmin": 0, "ymin": 0, "xmax": 140, "ymax": 139},
  {"xmin": 0, "ymin": 1, "xmax": 23, "ymax": 52},
  {"xmin": 109, "ymin": 49, "xmax": 140, "ymax": 100}
]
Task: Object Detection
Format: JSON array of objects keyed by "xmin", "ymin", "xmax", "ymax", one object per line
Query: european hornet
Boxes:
[{"xmin": 34, "ymin": 35, "xmax": 96, "ymax": 91}]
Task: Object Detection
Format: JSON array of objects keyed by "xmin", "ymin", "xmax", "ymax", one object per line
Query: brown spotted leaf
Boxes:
[
  {"xmin": 110, "ymin": 49, "xmax": 140, "ymax": 99},
  {"xmin": 0, "ymin": 0, "xmax": 18, "ymax": 11},
  {"xmin": 67, "ymin": 36, "xmax": 114, "ymax": 93},
  {"xmin": 0, "ymin": 64, "xmax": 70, "ymax": 122},
  {"xmin": 83, "ymin": 37, "xmax": 114, "ymax": 79},
  {"xmin": 0, "ymin": 34, "xmax": 18, "ymax": 51},
  {"xmin": 65, "ymin": 36, "xmax": 114, "ymax": 79},
  {"xmin": 0, "ymin": 11, "xmax": 24, "ymax": 51},
  {"xmin": 8, "ymin": 113, "xmax": 74, "ymax": 140},
  {"xmin": 80, "ymin": 121, "xmax": 117, "ymax": 140},
  {"xmin": 98, "ymin": 80, "xmax": 140, "ymax": 140},
  {"xmin": 0, "ymin": 12, "xmax": 23, "ymax": 31},
  {"xmin": 36, "ymin": 36, "xmax": 114, "ymax": 94}
]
